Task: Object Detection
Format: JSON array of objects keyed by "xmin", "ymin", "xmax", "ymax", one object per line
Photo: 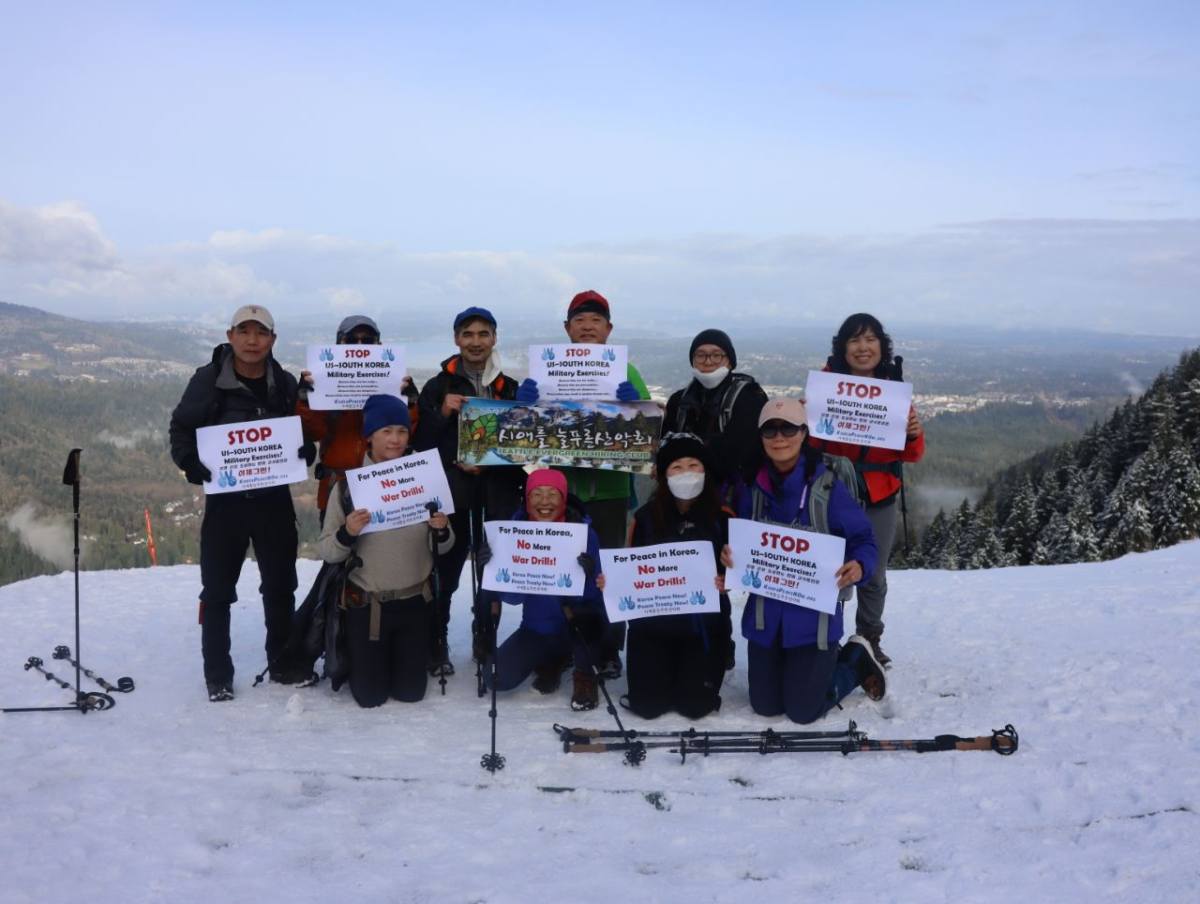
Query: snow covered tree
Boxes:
[{"xmin": 1001, "ymin": 476, "xmax": 1039, "ymax": 565}]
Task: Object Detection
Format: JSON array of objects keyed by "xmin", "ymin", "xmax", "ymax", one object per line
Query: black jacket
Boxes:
[
  {"xmin": 665, "ymin": 371, "xmax": 768, "ymax": 487},
  {"xmin": 412, "ymin": 354, "xmax": 524, "ymax": 516},
  {"xmin": 169, "ymin": 344, "xmax": 300, "ymax": 471}
]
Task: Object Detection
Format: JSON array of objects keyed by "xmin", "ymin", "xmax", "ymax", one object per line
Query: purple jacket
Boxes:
[{"xmin": 735, "ymin": 456, "xmax": 877, "ymax": 649}]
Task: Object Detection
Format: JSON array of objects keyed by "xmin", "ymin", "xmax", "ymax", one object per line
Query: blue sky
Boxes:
[{"xmin": 1, "ymin": 1, "xmax": 1197, "ymax": 334}]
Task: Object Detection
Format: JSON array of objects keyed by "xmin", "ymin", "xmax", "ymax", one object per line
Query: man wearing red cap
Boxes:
[{"xmin": 513, "ymin": 290, "xmax": 650, "ymax": 676}]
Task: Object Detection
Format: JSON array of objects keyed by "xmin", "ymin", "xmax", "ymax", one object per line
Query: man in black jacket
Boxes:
[
  {"xmin": 413, "ymin": 306, "xmax": 524, "ymax": 670},
  {"xmin": 169, "ymin": 305, "xmax": 305, "ymax": 702}
]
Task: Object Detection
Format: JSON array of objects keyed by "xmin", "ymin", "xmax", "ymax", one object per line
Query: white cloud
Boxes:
[{"xmin": 0, "ymin": 199, "xmax": 118, "ymax": 269}]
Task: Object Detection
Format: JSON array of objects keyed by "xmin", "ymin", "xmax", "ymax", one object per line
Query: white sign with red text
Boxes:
[
  {"xmin": 727, "ymin": 518, "xmax": 846, "ymax": 615},
  {"xmin": 481, "ymin": 521, "xmax": 588, "ymax": 597},
  {"xmin": 196, "ymin": 416, "xmax": 307, "ymax": 495},
  {"xmin": 804, "ymin": 370, "xmax": 913, "ymax": 451},
  {"xmin": 345, "ymin": 450, "xmax": 455, "ymax": 535},
  {"xmin": 528, "ymin": 344, "xmax": 628, "ymax": 400},
  {"xmin": 600, "ymin": 542, "xmax": 719, "ymax": 623},
  {"xmin": 306, "ymin": 344, "xmax": 407, "ymax": 411}
]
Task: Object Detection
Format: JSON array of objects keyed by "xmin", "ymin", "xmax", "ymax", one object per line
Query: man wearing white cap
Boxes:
[{"xmin": 169, "ymin": 305, "xmax": 308, "ymax": 702}]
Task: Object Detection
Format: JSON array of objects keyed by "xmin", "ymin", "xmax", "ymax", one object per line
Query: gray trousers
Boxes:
[{"xmin": 856, "ymin": 499, "xmax": 897, "ymax": 636}]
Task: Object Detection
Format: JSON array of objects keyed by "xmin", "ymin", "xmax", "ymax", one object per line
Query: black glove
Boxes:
[
  {"xmin": 577, "ymin": 552, "xmax": 597, "ymax": 580},
  {"xmin": 475, "ymin": 541, "xmax": 493, "ymax": 567},
  {"xmin": 298, "ymin": 443, "xmax": 317, "ymax": 466},
  {"xmin": 180, "ymin": 453, "xmax": 212, "ymax": 485}
]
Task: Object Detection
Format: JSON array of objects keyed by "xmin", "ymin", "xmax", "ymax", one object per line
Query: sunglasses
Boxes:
[
  {"xmin": 759, "ymin": 422, "xmax": 804, "ymax": 439},
  {"xmin": 343, "ymin": 333, "xmax": 379, "ymax": 345}
]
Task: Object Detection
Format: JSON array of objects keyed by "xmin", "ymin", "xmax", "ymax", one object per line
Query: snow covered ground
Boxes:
[{"xmin": 2, "ymin": 544, "xmax": 1198, "ymax": 903}]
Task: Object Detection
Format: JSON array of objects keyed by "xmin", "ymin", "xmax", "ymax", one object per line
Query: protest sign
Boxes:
[
  {"xmin": 305, "ymin": 344, "xmax": 407, "ymax": 410},
  {"xmin": 528, "ymin": 344, "xmax": 628, "ymax": 400},
  {"xmin": 196, "ymin": 416, "xmax": 307, "ymax": 495},
  {"xmin": 804, "ymin": 370, "xmax": 913, "ymax": 451},
  {"xmin": 599, "ymin": 542, "xmax": 719, "ymax": 623},
  {"xmin": 726, "ymin": 518, "xmax": 846, "ymax": 615},
  {"xmin": 458, "ymin": 398, "xmax": 661, "ymax": 474},
  {"xmin": 481, "ymin": 521, "xmax": 588, "ymax": 597},
  {"xmin": 345, "ymin": 450, "xmax": 455, "ymax": 535}
]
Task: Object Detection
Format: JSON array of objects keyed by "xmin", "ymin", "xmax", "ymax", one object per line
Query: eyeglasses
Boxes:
[
  {"xmin": 343, "ymin": 333, "xmax": 379, "ymax": 345},
  {"xmin": 693, "ymin": 352, "xmax": 728, "ymax": 365},
  {"xmin": 759, "ymin": 422, "xmax": 804, "ymax": 439}
]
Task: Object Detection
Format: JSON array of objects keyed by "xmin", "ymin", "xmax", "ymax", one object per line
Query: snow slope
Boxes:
[{"xmin": 2, "ymin": 544, "xmax": 1198, "ymax": 903}]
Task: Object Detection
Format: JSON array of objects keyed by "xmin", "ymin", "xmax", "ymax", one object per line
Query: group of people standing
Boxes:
[{"xmin": 168, "ymin": 294, "xmax": 924, "ymax": 727}]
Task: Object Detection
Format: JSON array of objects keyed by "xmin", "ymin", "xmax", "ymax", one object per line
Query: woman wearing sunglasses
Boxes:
[
  {"xmin": 810, "ymin": 313, "xmax": 925, "ymax": 667},
  {"xmin": 721, "ymin": 398, "xmax": 885, "ymax": 724}
]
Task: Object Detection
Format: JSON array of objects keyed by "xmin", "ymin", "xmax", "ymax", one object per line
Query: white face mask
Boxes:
[
  {"xmin": 667, "ymin": 471, "xmax": 705, "ymax": 501},
  {"xmin": 692, "ymin": 366, "xmax": 730, "ymax": 389}
]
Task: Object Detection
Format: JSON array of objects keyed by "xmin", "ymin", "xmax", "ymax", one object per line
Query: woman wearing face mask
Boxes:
[
  {"xmin": 478, "ymin": 469, "xmax": 607, "ymax": 712},
  {"xmin": 665, "ymin": 330, "xmax": 769, "ymax": 491},
  {"xmin": 721, "ymin": 399, "xmax": 884, "ymax": 724},
  {"xmin": 809, "ymin": 313, "xmax": 925, "ymax": 668},
  {"xmin": 607, "ymin": 433, "xmax": 731, "ymax": 720}
]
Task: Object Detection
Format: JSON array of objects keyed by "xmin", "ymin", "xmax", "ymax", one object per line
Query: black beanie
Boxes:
[
  {"xmin": 689, "ymin": 329, "xmax": 736, "ymax": 370},
  {"xmin": 656, "ymin": 432, "xmax": 709, "ymax": 474}
]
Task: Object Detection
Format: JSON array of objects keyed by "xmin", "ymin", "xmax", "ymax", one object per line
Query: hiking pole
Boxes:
[
  {"xmin": 900, "ymin": 480, "xmax": 911, "ymax": 556},
  {"xmin": 668, "ymin": 725, "xmax": 1020, "ymax": 759},
  {"xmin": 563, "ymin": 606, "xmax": 646, "ymax": 766},
  {"xmin": 554, "ymin": 721, "xmax": 861, "ymax": 746},
  {"xmin": 21, "ymin": 658, "xmax": 115, "ymax": 712},
  {"xmin": 427, "ymin": 501, "xmax": 450, "ymax": 695},
  {"xmin": 469, "ymin": 507, "xmax": 488, "ymax": 699},
  {"xmin": 63, "ymin": 449, "xmax": 83, "ymax": 698},
  {"xmin": 480, "ymin": 600, "xmax": 506, "ymax": 773},
  {"xmin": 53, "ymin": 645, "xmax": 134, "ymax": 694}
]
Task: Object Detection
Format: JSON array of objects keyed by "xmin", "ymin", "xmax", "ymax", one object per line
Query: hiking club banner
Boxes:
[
  {"xmin": 305, "ymin": 344, "xmax": 407, "ymax": 411},
  {"xmin": 345, "ymin": 450, "xmax": 455, "ymax": 535},
  {"xmin": 804, "ymin": 371, "xmax": 913, "ymax": 451},
  {"xmin": 726, "ymin": 518, "xmax": 847, "ymax": 615},
  {"xmin": 599, "ymin": 541, "xmax": 720, "ymax": 623},
  {"xmin": 457, "ymin": 399, "xmax": 662, "ymax": 474}
]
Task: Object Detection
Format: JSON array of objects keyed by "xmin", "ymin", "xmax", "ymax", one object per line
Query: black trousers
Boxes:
[
  {"xmin": 624, "ymin": 624, "xmax": 729, "ymax": 720},
  {"xmin": 199, "ymin": 490, "xmax": 298, "ymax": 683},
  {"xmin": 746, "ymin": 635, "xmax": 859, "ymax": 724},
  {"xmin": 345, "ymin": 595, "xmax": 431, "ymax": 707}
]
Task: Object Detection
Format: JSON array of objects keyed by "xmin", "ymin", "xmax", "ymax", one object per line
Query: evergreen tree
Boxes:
[
  {"xmin": 1001, "ymin": 476, "xmax": 1039, "ymax": 565},
  {"xmin": 1150, "ymin": 445, "xmax": 1200, "ymax": 546},
  {"xmin": 968, "ymin": 502, "xmax": 1010, "ymax": 569}
]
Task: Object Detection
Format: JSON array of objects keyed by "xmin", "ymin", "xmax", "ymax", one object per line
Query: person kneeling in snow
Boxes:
[
  {"xmin": 722, "ymin": 398, "xmax": 885, "ymax": 724},
  {"xmin": 318, "ymin": 394, "xmax": 454, "ymax": 708},
  {"xmin": 478, "ymin": 469, "xmax": 607, "ymax": 711}
]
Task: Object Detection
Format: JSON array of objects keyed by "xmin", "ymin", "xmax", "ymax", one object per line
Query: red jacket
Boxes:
[{"xmin": 809, "ymin": 366, "xmax": 924, "ymax": 505}]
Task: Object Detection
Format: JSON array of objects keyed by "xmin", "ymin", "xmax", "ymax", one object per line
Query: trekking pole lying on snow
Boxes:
[
  {"xmin": 53, "ymin": 645, "xmax": 134, "ymax": 694},
  {"xmin": 19, "ymin": 657, "xmax": 115, "ymax": 712},
  {"xmin": 558, "ymin": 723, "xmax": 1018, "ymax": 763},
  {"xmin": 554, "ymin": 721, "xmax": 862, "ymax": 748}
]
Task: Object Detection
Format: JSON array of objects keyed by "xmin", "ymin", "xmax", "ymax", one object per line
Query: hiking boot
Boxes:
[
  {"xmin": 207, "ymin": 680, "xmax": 234, "ymax": 703},
  {"xmin": 532, "ymin": 656, "xmax": 571, "ymax": 694},
  {"xmin": 862, "ymin": 632, "xmax": 892, "ymax": 668},
  {"xmin": 597, "ymin": 649, "xmax": 622, "ymax": 680},
  {"xmin": 570, "ymin": 669, "xmax": 599, "ymax": 711},
  {"xmin": 427, "ymin": 646, "xmax": 455, "ymax": 677},
  {"xmin": 845, "ymin": 635, "xmax": 887, "ymax": 701}
]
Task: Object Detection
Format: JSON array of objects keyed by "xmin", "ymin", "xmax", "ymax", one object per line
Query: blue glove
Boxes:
[
  {"xmin": 515, "ymin": 378, "xmax": 540, "ymax": 403},
  {"xmin": 616, "ymin": 380, "xmax": 640, "ymax": 402}
]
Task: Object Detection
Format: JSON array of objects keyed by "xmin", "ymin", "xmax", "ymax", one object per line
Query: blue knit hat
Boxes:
[{"xmin": 362, "ymin": 394, "xmax": 410, "ymax": 436}]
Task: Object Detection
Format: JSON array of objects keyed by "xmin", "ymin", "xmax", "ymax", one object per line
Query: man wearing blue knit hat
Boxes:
[{"xmin": 413, "ymin": 306, "xmax": 523, "ymax": 674}]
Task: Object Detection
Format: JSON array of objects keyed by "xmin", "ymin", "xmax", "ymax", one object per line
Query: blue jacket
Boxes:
[
  {"xmin": 498, "ymin": 498, "xmax": 605, "ymax": 636},
  {"xmin": 735, "ymin": 453, "xmax": 877, "ymax": 649}
]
